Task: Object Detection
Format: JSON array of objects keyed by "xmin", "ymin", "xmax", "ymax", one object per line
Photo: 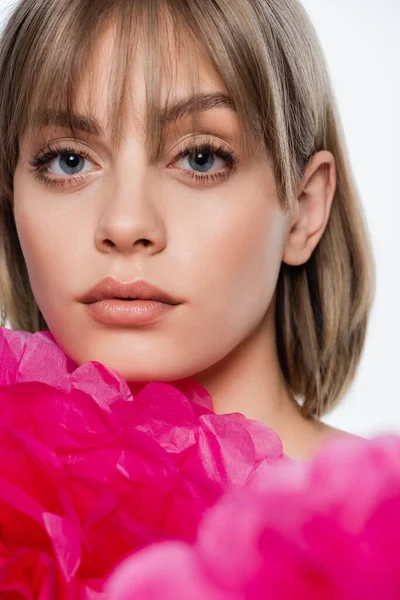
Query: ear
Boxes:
[{"xmin": 282, "ymin": 150, "xmax": 337, "ymax": 266}]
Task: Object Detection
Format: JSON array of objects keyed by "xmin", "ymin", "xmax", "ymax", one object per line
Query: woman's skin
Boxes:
[{"xmin": 13, "ymin": 20, "xmax": 353, "ymax": 459}]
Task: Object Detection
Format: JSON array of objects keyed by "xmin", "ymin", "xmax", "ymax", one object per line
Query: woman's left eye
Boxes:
[{"xmin": 169, "ymin": 140, "xmax": 239, "ymax": 185}]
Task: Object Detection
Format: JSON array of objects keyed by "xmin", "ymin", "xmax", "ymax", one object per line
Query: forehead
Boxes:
[
  {"xmin": 77, "ymin": 18, "xmax": 228, "ymax": 124},
  {"xmin": 19, "ymin": 7, "xmax": 262, "ymax": 164},
  {"xmin": 28, "ymin": 42, "xmax": 242, "ymax": 157},
  {"xmin": 24, "ymin": 19, "xmax": 239, "ymax": 150}
]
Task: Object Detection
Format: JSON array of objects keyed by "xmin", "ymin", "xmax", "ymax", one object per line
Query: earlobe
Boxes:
[
  {"xmin": 282, "ymin": 150, "xmax": 337, "ymax": 267},
  {"xmin": 282, "ymin": 224, "xmax": 309, "ymax": 266}
]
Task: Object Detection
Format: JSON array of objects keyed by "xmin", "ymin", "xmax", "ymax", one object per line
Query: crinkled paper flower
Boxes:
[
  {"xmin": 106, "ymin": 434, "xmax": 400, "ymax": 599},
  {"xmin": 0, "ymin": 326, "xmax": 285, "ymax": 598}
]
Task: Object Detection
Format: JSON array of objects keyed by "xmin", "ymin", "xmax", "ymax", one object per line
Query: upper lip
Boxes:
[{"xmin": 80, "ymin": 277, "xmax": 182, "ymax": 305}]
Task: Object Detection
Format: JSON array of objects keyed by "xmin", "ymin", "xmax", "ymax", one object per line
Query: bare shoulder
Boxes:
[
  {"xmin": 293, "ymin": 420, "xmax": 365, "ymax": 460},
  {"xmin": 281, "ymin": 414, "xmax": 365, "ymax": 460},
  {"xmin": 314, "ymin": 421, "xmax": 365, "ymax": 442}
]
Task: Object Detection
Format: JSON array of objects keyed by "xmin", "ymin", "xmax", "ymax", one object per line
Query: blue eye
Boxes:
[
  {"xmin": 57, "ymin": 153, "xmax": 86, "ymax": 175},
  {"xmin": 187, "ymin": 149, "xmax": 215, "ymax": 172},
  {"xmin": 28, "ymin": 143, "xmax": 96, "ymax": 187},
  {"xmin": 175, "ymin": 141, "xmax": 237, "ymax": 175}
]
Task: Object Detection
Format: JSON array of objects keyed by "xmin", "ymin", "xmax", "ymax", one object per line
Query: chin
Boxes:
[{"xmin": 82, "ymin": 350, "xmax": 198, "ymax": 384}]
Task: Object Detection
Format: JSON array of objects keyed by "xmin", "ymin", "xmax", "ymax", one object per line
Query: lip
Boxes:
[
  {"xmin": 80, "ymin": 276, "xmax": 182, "ymax": 305},
  {"xmin": 84, "ymin": 298, "xmax": 178, "ymax": 327}
]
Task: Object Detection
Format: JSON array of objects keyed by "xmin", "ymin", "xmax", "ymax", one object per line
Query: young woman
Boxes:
[{"xmin": 0, "ymin": 0, "xmax": 373, "ymax": 465}]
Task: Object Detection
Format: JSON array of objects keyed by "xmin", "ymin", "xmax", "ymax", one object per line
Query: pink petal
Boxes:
[{"xmin": 106, "ymin": 542, "xmax": 228, "ymax": 600}]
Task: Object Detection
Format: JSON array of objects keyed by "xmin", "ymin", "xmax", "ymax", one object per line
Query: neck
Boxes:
[
  {"xmin": 191, "ymin": 306, "xmax": 337, "ymax": 461},
  {"xmin": 191, "ymin": 302, "xmax": 303, "ymax": 436}
]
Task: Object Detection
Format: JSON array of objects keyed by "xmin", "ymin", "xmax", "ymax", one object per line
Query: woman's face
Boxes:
[{"xmin": 13, "ymin": 24, "xmax": 292, "ymax": 383}]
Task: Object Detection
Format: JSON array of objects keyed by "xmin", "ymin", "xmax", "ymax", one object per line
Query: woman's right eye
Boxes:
[
  {"xmin": 28, "ymin": 144, "xmax": 99, "ymax": 188},
  {"xmin": 47, "ymin": 152, "xmax": 95, "ymax": 177}
]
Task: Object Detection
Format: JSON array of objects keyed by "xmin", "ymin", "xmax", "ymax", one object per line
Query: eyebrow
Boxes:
[{"xmin": 31, "ymin": 92, "xmax": 236, "ymax": 138}]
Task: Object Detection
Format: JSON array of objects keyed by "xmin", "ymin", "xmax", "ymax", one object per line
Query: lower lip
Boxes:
[{"xmin": 84, "ymin": 299, "xmax": 179, "ymax": 326}]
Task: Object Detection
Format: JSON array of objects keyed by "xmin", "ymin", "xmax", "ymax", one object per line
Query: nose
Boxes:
[{"xmin": 94, "ymin": 160, "xmax": 167, "ymax": 256}]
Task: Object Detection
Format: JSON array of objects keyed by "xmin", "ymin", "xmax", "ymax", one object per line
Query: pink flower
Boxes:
[
  {"xmin": 106, "ymin": 435, "xmax": 400, "ymax": 600},
  {"xmin": 0, "ymin": 326, "xmax": 284, "ymax": 597}
]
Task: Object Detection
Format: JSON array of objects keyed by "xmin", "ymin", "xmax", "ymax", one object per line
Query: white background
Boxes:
[{"xmin": 0, "ymin": 0, "xmax": 399, "ymax": 437}]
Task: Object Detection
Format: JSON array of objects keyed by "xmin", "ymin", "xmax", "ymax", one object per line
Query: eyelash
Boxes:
[{"xmin": 27, "ymin": 138, "xmax": 239, "ymax": 189}]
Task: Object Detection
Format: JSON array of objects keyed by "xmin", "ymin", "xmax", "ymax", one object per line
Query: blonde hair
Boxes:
[{"xmin": 0, "ymin": 0, "xmax": 374, "ymax": 418}]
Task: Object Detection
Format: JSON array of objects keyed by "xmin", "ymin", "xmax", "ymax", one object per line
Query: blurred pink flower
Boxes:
[
  {"xmin": 106, "ymin": 434, "xmax": 400, "ymax": 600},
  {"xmin": 0, "ymin": 326, "xmax": 284, "ymax": 598}
]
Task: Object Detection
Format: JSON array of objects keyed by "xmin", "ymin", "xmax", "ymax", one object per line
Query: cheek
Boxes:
[
  {"xmin": 187, "ymin": 194, "xmax": 287, "ymax": 319},
  {"xmin": 13, "ymin": 193, "xmax": 80, "ymax": 310}
]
